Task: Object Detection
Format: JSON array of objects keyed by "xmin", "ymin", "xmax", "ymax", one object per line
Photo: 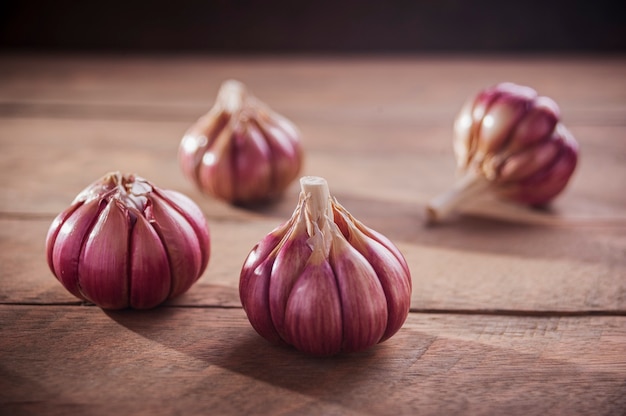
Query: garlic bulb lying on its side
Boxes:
[
  {"xmin": 179, "ymin": 79, "xmax": 304, "ymax": 205},
  {"xmin": 45, "ymin": 172, "xmax": 210, "ymax": 310},
  {"xmin": 427, "ymin": 82, "xmax": 579, "ymax": 223},
  {"xmin": 239, "ymin": 176, "xmax": 412, "ymax": 355}
]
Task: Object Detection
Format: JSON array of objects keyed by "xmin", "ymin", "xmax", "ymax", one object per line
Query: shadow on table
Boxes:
[
  {"xmin": 104, "ymin": 306, "xmax": 428, "ymax": 413},
  {"xmin": 247, "ymin": 190, "xmax": 619, "ymax": 265},
  {"xmin": 104, "ymin": 307, "xmax": 626, "ymax": 414}
]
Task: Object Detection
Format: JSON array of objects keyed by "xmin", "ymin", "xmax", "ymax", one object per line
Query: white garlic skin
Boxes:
[
  {"xmin": 239, "ymin": 177, "xmax": 412, "ymax": 356},
  {"xmin": 179, "ymin": 80, "xmax": 304, "ymax": 205}
]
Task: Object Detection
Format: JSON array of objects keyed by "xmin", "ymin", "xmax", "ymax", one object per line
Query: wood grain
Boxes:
[
  {"xmin": 1, "ymin": 306, "xmax": 625, "ymax": 416},
  {"xmin": 1, "ymin": 102, "xmax": 625, "ymax": 221},
  {"xmin": 2, "ymin": 215, "xmax": 625, "ymax": 312},
  {"xmin": 1, "ymin": 55, "xmax": 625, "ymax": 121}
]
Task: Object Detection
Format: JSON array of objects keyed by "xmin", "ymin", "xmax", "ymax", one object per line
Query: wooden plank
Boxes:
[
  {"xmin": 1, "ymin": 57, "xmax": 625, "ymax": 222},
  {"xmin": 0, "ymin": 55, "xmax": 625, "ymax": 124},
  {"xmin": 1, "ymin": 110, "xmax": 625, "ymax": 313},
  {"xmin": 2, "ymin": 217, "xmax": 625, "ymax": 312},
  {"xmin": 1, "ymin": 117, "xmax": 625, "ymax": 221},
  {"xmin": 0, "ymin": 305, "xmax": 624, "ymax": 416},
  {"xmin": 0, "ymin": 55, "xmax": 625, "ymax": 416},
  {"xmin": 0, "ymin": 117, "xmax": 255, "ymax": 218}
]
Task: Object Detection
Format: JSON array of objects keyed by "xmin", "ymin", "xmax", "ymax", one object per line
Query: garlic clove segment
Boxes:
[
  {"xmin": 46, "ymin": 199, "xmax": 101, "ymax": 300},
  {"xmin": 239, "ymin": 199, "xmax": 306, "ymax": 345},
  {"xmin": 268, "ymin": 205, "xmax": 312, "ymax": 343},
  {"xmin": 128, "ymin": 211, "xmax": 172, "ymax": 309},
  {"xmin": 427, "ymin": 82, "xmax": 579, "ymax": 223},
  {"xmin": 284, "ymin": 230, "xmax": 343, "ymax": 355},
  {"xmin": 45, "ymin": 172, "xmax": 211, "ymax": 310},
  {"xmin": 179, "ymin": 79, "xmax": 304, "ymax": 206},
  {"xmin": 328, "ymin": 224, "xmax": 388, "ymax": 353},
  {"xmin": 332, "ymin": 203, "xmax": 412, "ymax": 341},
  {"xmin": 78, "ymin": 198, "xmax": 131, "ymax": 309},
  {"xmin": 239, "ymin": 176, "xmax": 412, "ymax": 355}
]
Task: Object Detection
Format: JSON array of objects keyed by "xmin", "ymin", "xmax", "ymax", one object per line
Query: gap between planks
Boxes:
[
  {"xmin": 1, "ymin": 100, "xmax": 625, "ymax": 126},
  {"xmin": 1, "ymin": 302, "xmax": 625, "ymax": 317}
]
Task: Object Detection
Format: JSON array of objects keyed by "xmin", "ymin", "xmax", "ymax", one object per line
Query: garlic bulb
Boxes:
[
  {"xmin": 427, "ymin": 82, "xmax": 579, "ymax": 222},
  {"xmin": 45, "ymin": 172, "xmax": 210, "ymax": 310},
  {"xmin": 239, "ymin": 176, "xmax": 412, "ymax": 355},
  {"xmin": 179, "ymin": 79, "xmax": 304, "ymax": 205}
]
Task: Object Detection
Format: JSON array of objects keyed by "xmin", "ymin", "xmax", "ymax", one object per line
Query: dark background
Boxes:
[{"xmin": 1, "ymin": 0, "xmax": 624, "ymax": 54}]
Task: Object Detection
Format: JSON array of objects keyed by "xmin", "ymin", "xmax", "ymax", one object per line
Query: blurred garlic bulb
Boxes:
[
  {"xmin": 427, "ymin": 82, "xmax": 578, "ymax": 222},
  {"xmin": 239, "ymin": 176, "xmax": 412, "ymax": 355},
  {"xmin": 179, "ymin": 79, "xmax": 304, "ymax": 205},
  {"xmin": 45, "ymin": 172, "xmax": 210, "ymax": 309}
]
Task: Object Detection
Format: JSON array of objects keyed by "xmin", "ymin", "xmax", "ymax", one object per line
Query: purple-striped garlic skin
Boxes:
[
  {"xmin": 45, "ymin": 172, "xmax": 210, "ymax": 310},
  {"xmin": 428, "ymin": 82, "xmax": 579, "ymax": 222},
  {"xmin": 454, "ymin": 82, "xmax": 578, "ymax": 204},
  {"xmin": 239, "ymin": 176, "xmax": 412, "ymax": 356},
  {"xmin": 179, "ymin": 79, "xmax": 304, "ymax": 206}
]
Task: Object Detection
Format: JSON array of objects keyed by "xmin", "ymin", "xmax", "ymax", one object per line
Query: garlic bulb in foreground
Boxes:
[
  {"xmin": 179, "ymin": 79, "xmax": 304, "ymax": 205},
  {"xmin": 239, "ymin": 176, "xmax": 412, "ymax": 355},
  {"xmin": 45, "ymin": 172, "xmax": 210, "ymax": 310},
  {"xmin": 427, "ymin": 82, "xmax": 579, "ymax": 222}
]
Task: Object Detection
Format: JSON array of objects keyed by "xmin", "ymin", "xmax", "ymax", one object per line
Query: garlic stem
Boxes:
[
  {"xmin": 426, "ymin": 171, "xmax": 490, "ymax": 223},
  {"xmin": 300, "ymin": 176, "xmax": 333, "ymax": 236},
  {"xmin": 217, "ymin": 79, "xmax": 247, "ymax": 114}
]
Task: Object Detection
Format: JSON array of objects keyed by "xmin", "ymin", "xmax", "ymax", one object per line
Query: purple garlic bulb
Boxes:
[
  {"xmin": 179, "ymin": 79, "xmax": 304, "ymax": 206},
  {"xmin": 239, "ymin": 176, "xmax": 412, "ymax": 355},
  {"xmin": 45, "ymin": 172, "xmax": 210, "ymax": 309},
  {"xmin": 427, "ymin": 82, "xmax": 579, "ymax": 222}
]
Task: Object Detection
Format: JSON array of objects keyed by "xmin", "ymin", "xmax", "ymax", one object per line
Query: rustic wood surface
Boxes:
[{"xmin": 1, "ymin": 54, "xmax": 625, "ymax": 415}]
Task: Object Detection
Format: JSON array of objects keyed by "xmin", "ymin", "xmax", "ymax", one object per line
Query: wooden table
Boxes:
[{"xmin": 1, "ymin": 54, "xmax": 625, "ymax": 415}]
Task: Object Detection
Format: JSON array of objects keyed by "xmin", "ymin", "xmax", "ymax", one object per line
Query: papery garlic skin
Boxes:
[
  {"xmin": 45, "ymin": 172, "xmax": 210, "ymax": 310},
  {"xmin": 179, "ymin": 79, "xmax": 304, "ymax": 205},
  {"xmin": 239, "ymin": 176, "xmax": 412, "ymax": 355},
  {"xmin": 427, "ymin": 82, "xmax": 579, "ymax": 222}
]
